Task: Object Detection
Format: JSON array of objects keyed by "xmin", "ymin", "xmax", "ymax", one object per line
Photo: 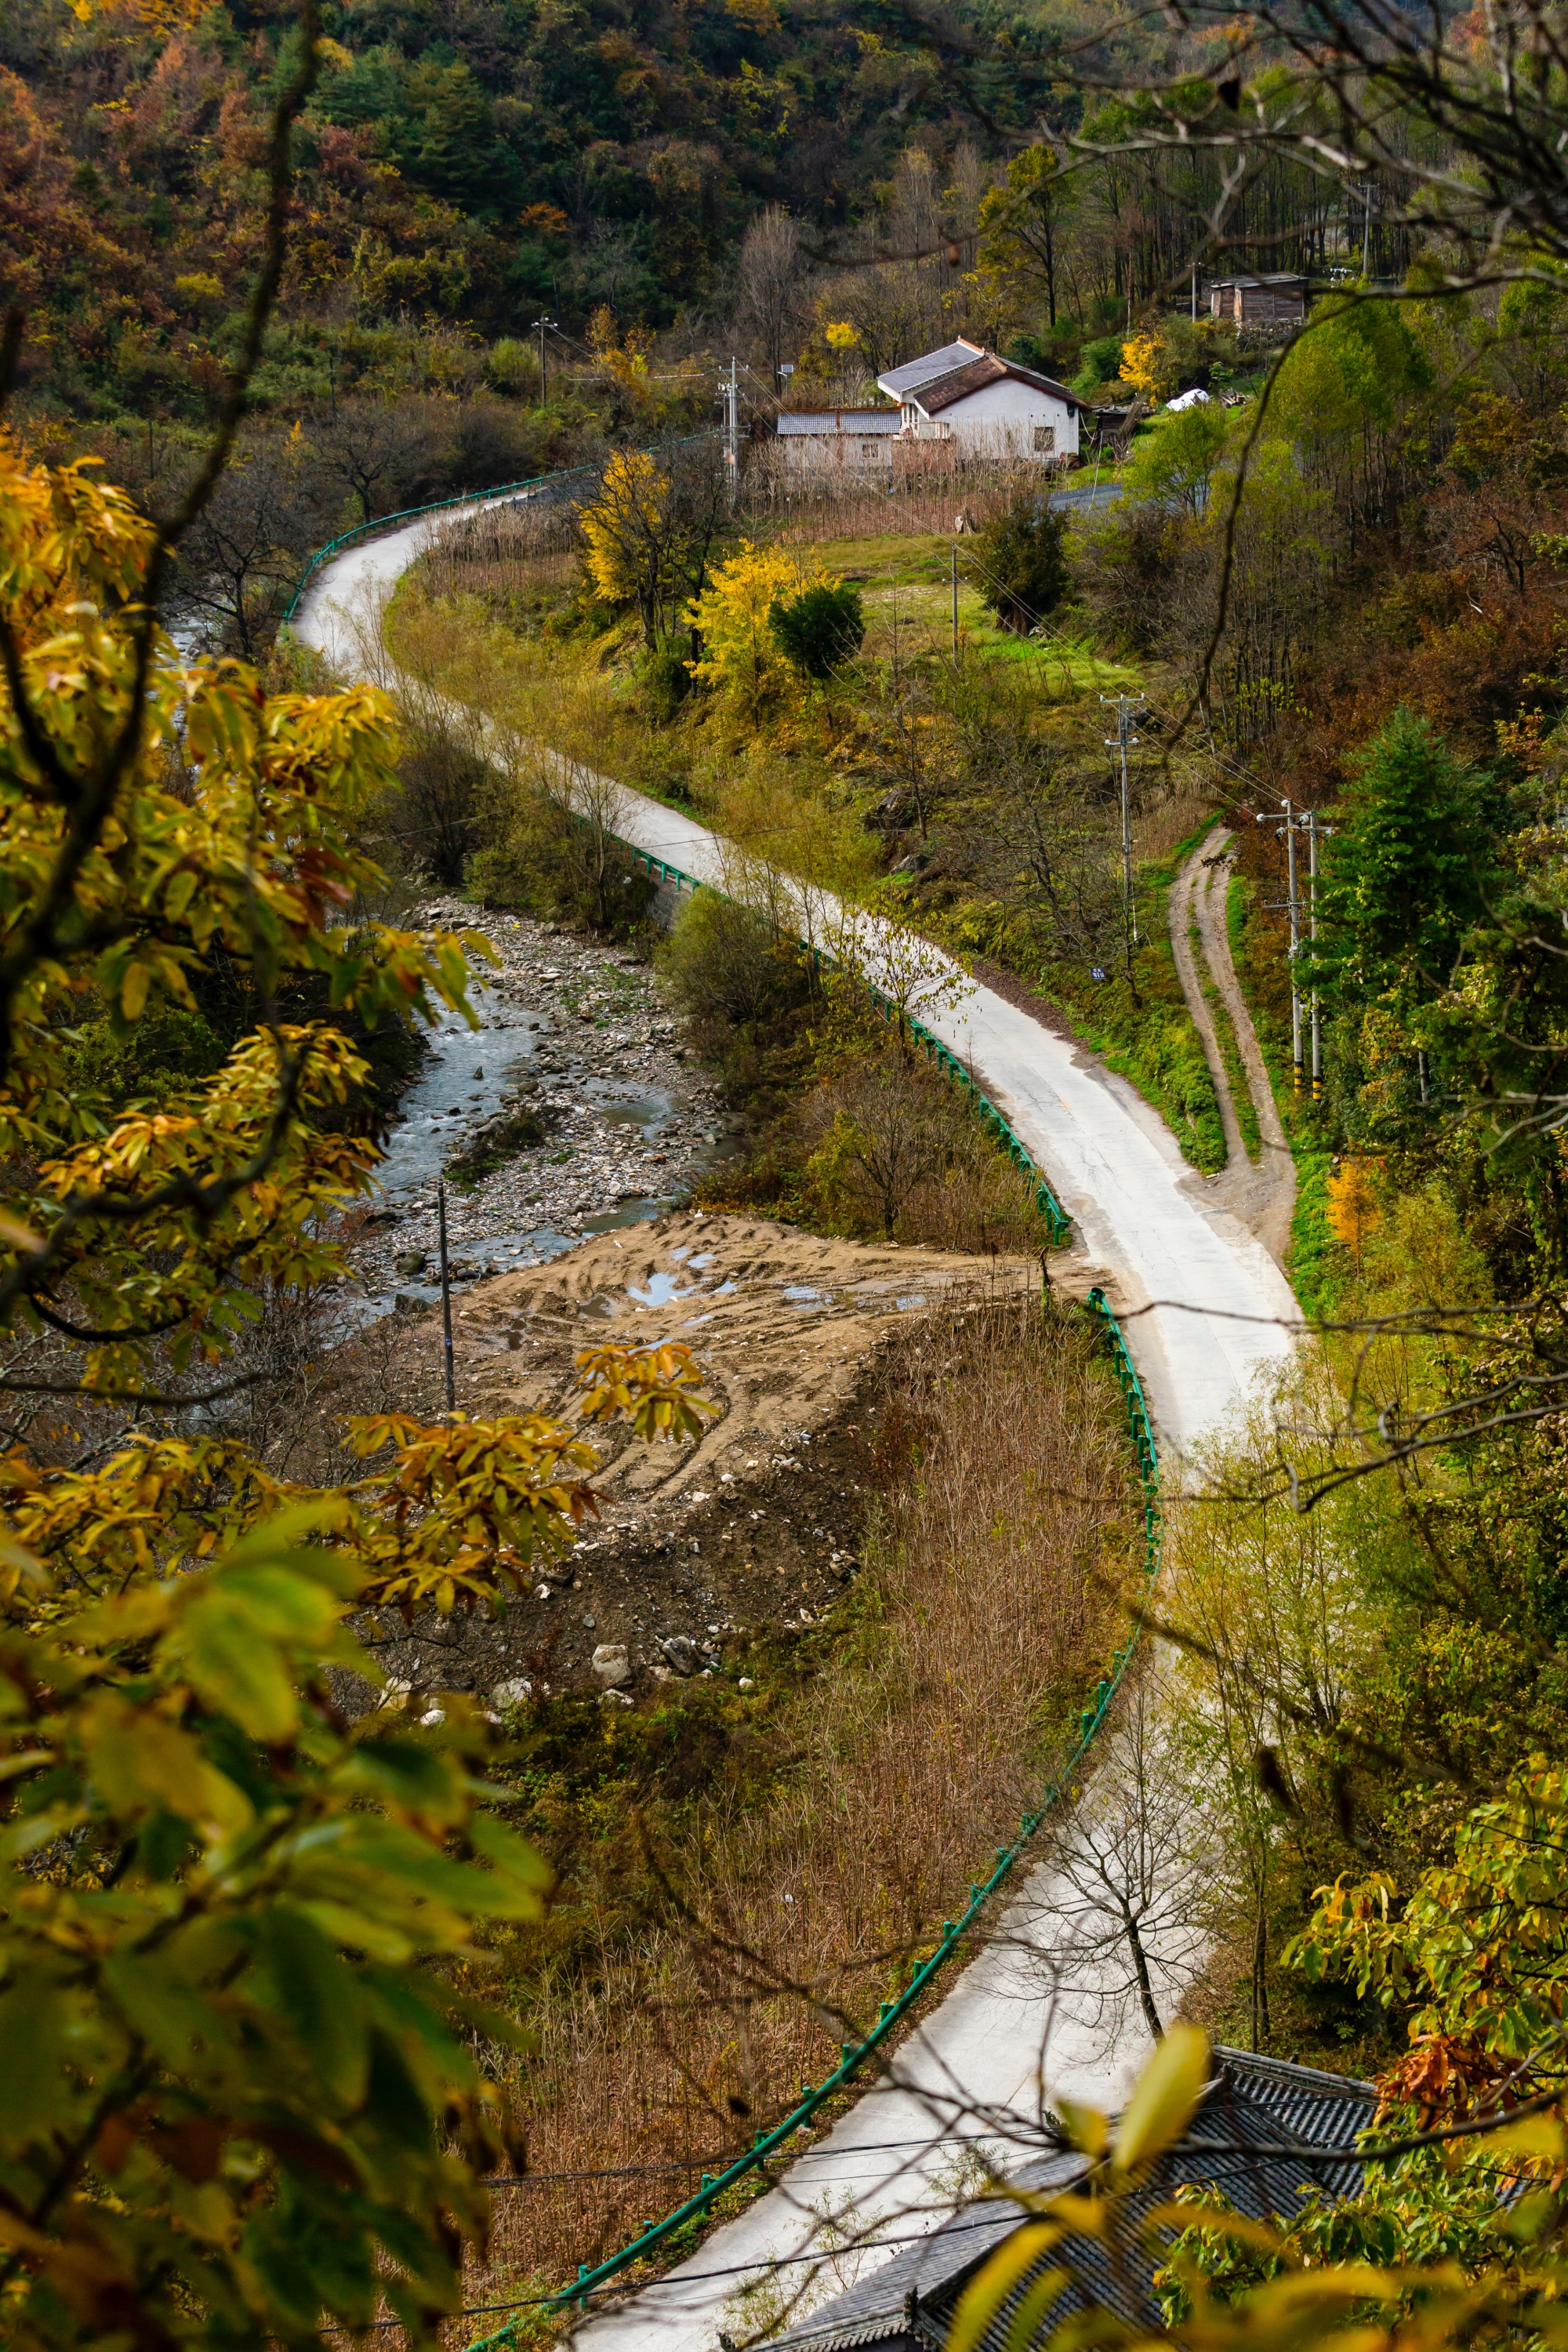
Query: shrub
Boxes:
[
  {"xmin": 771, "ymin": 579, "xmax": 866, "ymax": 678},
  {"xmin": 639, "ymin": 636, "xmax": 694, "ymax": 720},
  {"xmin": 466, "ymin": 773, "xmax": 655, "ymax": 937},
  {"xmin": 487, "ymin": 336, "xmax": 543, "ymax": 397},
  {"xmin": 1072, "ymin": 334, "xmax": 1125, "ymax": 395},
  {"xmin": 972, "ymin": 497, "xmax": 1072, "ymax": 633},
  {"xmin": 659, "ymin": 885, "xmax": 813, "ymax": 1094}
]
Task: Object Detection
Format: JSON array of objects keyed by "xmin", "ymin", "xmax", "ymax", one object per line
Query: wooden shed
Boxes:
[{"xmin": 1206, "ymin": 273, "xmax": 1308, "ymax": 324}]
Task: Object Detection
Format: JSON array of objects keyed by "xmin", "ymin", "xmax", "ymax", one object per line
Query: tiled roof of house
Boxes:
[
  {"xmin": 907, "ymin": 354, "xmax": 1091, "ymax": 416},
  {"xmin": 769, "ymin": 2050, "xmax": 1379, "ymax": 2352},
  {"xmin": 877, "ymin": 339, "xmax": 988, "ymax": 397}
]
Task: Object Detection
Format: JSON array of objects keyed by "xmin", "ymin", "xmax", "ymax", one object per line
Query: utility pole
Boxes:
[
  {"xmin": 951, "ymin": 542, "xmax": 960, "ymax": 662},
  {"xmin": 1102, "ymin": 693, "xmax": 1146, "ymax": 975},
  {"xmin": 437, "ymin": 1176, "xmax": 456, "ymax": 1415},
  {"xmin": 1307, "ymin": 811, "xmax": 1321, "ymax": 1102},
  {"xmin": 1359, "ymin": 182, "xmax": 1374, "ymax": 278},
  {"xmin": 1257, "ymin": 799, "xmax": 1328, "ymax": 1096},
  {"xmin": 728, "ymin": 353, "xmax": 740, "ymax": 489},
  {"xmin": 531, "ymin": 314, "xmax": 556, "ymax": 405}
]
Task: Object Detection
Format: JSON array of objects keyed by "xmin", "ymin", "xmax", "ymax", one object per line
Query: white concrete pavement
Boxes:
[{"xmin": 295, "ymin": 499, "xmax": 1299, "ymax": 2352}]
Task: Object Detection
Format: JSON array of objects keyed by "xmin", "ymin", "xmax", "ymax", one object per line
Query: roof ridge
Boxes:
[{"xmin": 1213, "ymin": 2044, "xmax": 1378, "ymax": 2097}]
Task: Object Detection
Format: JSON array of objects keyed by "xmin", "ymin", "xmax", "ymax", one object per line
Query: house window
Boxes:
[{"xmin": 1033, "ymin": 424, "xmax": 1056, "ymax": 454}]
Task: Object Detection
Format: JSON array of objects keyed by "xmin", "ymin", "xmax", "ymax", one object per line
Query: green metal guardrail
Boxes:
[
  {"xmin": 279, "ymin": 434, "xmax": 718, "ymax": 629},
  {"xmin": 291, "ymin": 474, "xmax": 1156, "ymax": 2339},
  {"xmin": 616, "ymin": 840, "xmax": 1073, "ymax": 1247},
  {"xmin": 463, "ymin": 1283, "xmax": 1159, "ymax": 2345}
]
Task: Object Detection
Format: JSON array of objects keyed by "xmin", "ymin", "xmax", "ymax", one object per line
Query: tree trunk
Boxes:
[{"xmin": 1126, "ymin": 1915, "xmax": 1164, "ymax": 2041}]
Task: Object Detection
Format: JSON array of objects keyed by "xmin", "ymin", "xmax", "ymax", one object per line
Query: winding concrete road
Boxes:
[{"xmin": 295, "ymin": 500, "xmax": 1299, "ymax": 2351}]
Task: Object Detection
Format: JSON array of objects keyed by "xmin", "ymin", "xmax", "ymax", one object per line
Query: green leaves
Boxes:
[{"xmin": 0, "ymin": 1524, "xmax": 533, "ymax": 2350}]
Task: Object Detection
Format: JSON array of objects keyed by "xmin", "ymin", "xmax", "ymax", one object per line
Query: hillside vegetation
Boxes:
[{"xmin": 17, "ymin": 0, "xmax": 1568, "ymax": 2341}]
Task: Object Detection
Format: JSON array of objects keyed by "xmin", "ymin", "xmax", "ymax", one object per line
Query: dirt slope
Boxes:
[{"xmin": 333, "ymin": 1211, "xmax": 1031, "ymax": 1705}]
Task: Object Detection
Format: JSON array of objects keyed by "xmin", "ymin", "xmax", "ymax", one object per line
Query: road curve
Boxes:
[{"xmin": 295, "ymin": 503, "xmax": 1299, "ymax": 2351}]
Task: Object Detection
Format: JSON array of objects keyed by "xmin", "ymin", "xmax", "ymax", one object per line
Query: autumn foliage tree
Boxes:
[{"xmin": 0, "ymin": 434, "xmax": 714, "ymax": 2347}]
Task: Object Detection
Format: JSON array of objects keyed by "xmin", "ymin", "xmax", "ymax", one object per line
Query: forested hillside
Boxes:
[{"xmin": 1, "ymin": 0, "xmax": 982, "ymax": 419}]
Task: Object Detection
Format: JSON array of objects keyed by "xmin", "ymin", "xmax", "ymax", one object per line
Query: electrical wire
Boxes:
[
  {"xmin": 483, "ymin": 2129, "xmax": 1014, "ymax": 2189},
  {"xmin": 332, "ymin": 2128, "xmax": 1436, "ymax": 2334}
]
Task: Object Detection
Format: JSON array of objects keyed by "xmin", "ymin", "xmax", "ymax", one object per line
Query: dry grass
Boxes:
[
  {"xmin": 470, "ymin": 1287, "xmax": 1134, "ymax": 2302},
  {"xmin": 742, "ymin": 445, "xmax": 1067, "ymax": 542},
  {"xmin": 1134, "ymin": 785, "xmax": 1225, "ymax": 866},
  {"xmin": 420, "ymin": 497, "xmax": 583, "ymax": 606}
]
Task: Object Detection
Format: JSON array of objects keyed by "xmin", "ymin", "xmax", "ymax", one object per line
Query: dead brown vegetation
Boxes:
[{"xmin": 470, "ymin": 1286, "xmax": 1134, "ymax": 2301}]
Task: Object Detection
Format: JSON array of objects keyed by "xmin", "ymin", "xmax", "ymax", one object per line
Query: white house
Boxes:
[
  {"xmin": 775, "ymin": 408, "xmax": 902, "ymax": 474},
  {"xmin": 876, "ymin": 338, "xmax": 1090, "ymax": 461}
]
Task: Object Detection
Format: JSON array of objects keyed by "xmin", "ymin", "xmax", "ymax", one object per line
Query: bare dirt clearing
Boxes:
[{"xmin": 318, "ymin": 1211, "xmax": 1034, "ymax": 1704}]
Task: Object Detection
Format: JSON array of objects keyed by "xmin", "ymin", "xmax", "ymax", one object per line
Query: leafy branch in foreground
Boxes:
[
  {"xmin": 1, "ymin": 1340, "xmax": 713, "ymax": 1624},
  {"xmin": 0, "ymin": 1319, "xmax": 711, "ymax": 2347},
  {"xmin": 0, "ymin": 1514, "xmax": 543, "ymax": 2352},
  {"xmin": 0, "ymin": 442, "xmax": 485, "ymax": 1402}
]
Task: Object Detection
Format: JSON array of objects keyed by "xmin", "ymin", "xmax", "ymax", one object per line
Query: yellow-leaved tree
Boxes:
[
  {"xmin": 0, "ymin": 426, "xmax": 715, "ymax": 2350},
  {"xmin": 685, "ymin": 541, "xmax": 849, "ymax": 702},
  {"xmin": 579, "ymin": 446, "xmax": 670, "ymax": 622},
  {"xmin": 576, "ymin": 444, "xmax": 727, "ymax": 644},
  {"xmin": 1119, "ymin": 327, "xmax": 1175, "ymax": 403}
]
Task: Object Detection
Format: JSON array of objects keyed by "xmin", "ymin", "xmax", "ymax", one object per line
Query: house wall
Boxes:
[
  {"xmin": 1208, "ymin": 283, "xmax": 1305, "ymax": 324},
  {"xmin": 906, "ymin": 378, "xmax": 1080, "ymax": 459},
  {"xmin": 1241, "ymin": 284, "xmax": 1305, "ymax": 323},
  {"xmin": 779, "ymin": 432, "xmax": 895, "ymax": 474}
]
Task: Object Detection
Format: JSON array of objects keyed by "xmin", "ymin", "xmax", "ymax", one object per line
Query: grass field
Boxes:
[{"xmin": 777, "ymin": 530, "xmax": 1143, "ymax": 691}]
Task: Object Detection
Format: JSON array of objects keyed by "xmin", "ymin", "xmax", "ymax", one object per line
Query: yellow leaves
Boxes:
[
  {"xmin": 946, "ymin": 2223, "xmax": 1064, "ymax": 2352},
  {"xmin": 824, "ymin": 321, "xmax": 860, "ymax": 350},
  {"xmin": 1120, "ymin": 328, "xmax": 1174, "ymax": 402},
  {"xmin": 586, "ymin": 307, "xmax": 655, "ymax": 390},
  {"xmin": 575, "ymin": 1341, "xmax": 718, "ymax": 1445},
  {"xmin": 1111, "ymin": 2020, "xmax": 1210, "ymax": 2171},
  {"xmin": 1328, "ymin": 1156, "xmax": 1382, "ymax": 1253},
  {"xmin": 1054, "ymin": 2096, "xmax": 1108, "ymax": 2158},
  {"xmin": 580, "ymin": 450, "xmax": 668, "ymax": 609}
]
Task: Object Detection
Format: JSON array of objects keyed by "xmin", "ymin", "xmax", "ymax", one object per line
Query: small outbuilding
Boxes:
[
  {"xmin": 1206, "ymin": 273, "xmax": 1309, "ymax": 325},
  {"xmin": 766, "ymin": 2049, "xmax": 1378, "ymax": 2352}
]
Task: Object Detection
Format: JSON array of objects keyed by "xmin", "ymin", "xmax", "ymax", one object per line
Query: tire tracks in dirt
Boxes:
[{"xmin": 1169, "ymin": 826, "xmax": 1296, "ymax": 1269}]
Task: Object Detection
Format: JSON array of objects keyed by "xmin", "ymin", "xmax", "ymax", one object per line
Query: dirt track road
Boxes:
[{"xmin": 1167, "ymin": 826, "xmax": 1295, "ymax": 1267}]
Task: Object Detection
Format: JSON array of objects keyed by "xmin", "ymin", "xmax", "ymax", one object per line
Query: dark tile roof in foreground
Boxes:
[{"xmin": 769, "ymin": 2050, "xmax": 1377, "ymax": 2352}]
